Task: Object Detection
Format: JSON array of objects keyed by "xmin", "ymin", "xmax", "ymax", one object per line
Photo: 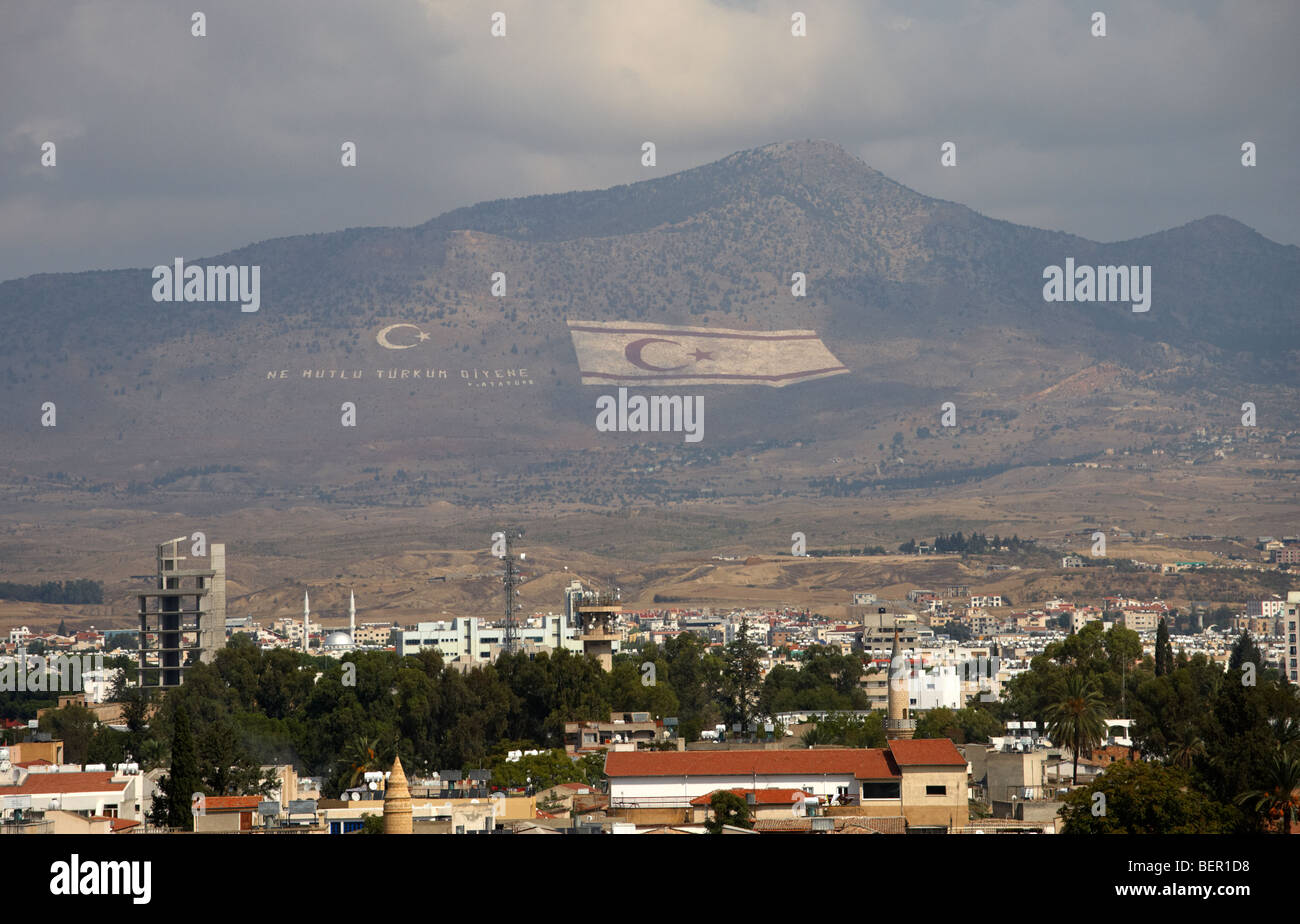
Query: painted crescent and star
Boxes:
[
  {"xmin": 376, "ymin": 323, "xmax": 432, "ymax": 349},
  {"xmin": 623, "ymin": 337, "xmax": 715, "ymax": 371}
]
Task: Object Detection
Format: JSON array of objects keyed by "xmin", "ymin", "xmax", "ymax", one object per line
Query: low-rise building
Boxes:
[{"xmin": 605, "ymin": 739, "xmax": 968, "ymax": 832}]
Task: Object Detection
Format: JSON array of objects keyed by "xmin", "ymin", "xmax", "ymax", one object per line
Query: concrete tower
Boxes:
[
  {"xmin": 349, "ymin": 588, "xmax": 356, "ymax": 645},
  {"xmin": 885, "ymin": 624, "xmax": 916, "ymax": 740},
  {"xmin": 302, "ymin": 591, "xmax": 310, "ymax": 654},
  {"xmin": 576, "ymin": 588, "xmax": 621, "ymax": 672},
  {"xmin": 137, "ymin": 536, "xmax": 227, "ymax": 688},
  {"xmin": 383, "ymin": 755, "xmax": 413, "ymax": 834}
]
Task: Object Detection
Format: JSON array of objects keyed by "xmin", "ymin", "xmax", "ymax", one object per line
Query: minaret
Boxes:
[
  {"xmin": 302, "ymin": 591, "xmax": 310, "ymax": 654},
  {"xmin": 885, "ymin": 623, "xmax": 916, "ymax": 740},
  {"xmin": 349, "ymin": 588, "xmax": 356, "ymax": 646},
  {"xmin": 383, "ymin": 755, "xmax": 413, "ymax": 834}
]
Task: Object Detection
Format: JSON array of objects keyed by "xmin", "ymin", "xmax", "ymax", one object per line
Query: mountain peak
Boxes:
[
  {"xmin": 421, "ymin": 139, "xmax": 902, "ymax": 244},
  {"xmin": 722, "ymin": 138, "xmax": 885, "ymax": 179}
]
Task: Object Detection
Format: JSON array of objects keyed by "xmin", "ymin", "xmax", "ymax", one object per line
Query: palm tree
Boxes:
[
  {"xmin": 1166, "ymin": 725, "xmax": 1207, "ymax": 770},
  {"xmin": 800, "ymin": 724, "xmax": 829, "ymax": 747},
  {"xmin": 345, "ymin": 735, "xmax": 382, "ymax": 789},
  {"xmin": 1271, "ymin": 717, "xmax": 1300, "ymax": 752},
  {"xmin": 1236, "ymin": 750, "xmax": 1300, "ymax": 834},
  {"xmin": 1045, "ymin": 674, "xmax": 1106, "ymax": 785}
]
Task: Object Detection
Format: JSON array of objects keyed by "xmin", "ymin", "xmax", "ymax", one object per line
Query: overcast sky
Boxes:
[{"xmin": 1, "ymin": 0, "xmax": 1296, "ymax": 283}]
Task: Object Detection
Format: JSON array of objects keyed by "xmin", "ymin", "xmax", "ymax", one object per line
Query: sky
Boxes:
[{"xmin": 1, "ymin": 0, "xmax": 1296, "ymax": 283}]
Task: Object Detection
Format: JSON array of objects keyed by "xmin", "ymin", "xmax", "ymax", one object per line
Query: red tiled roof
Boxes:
[
  {"xmin": 204, "ymin": 796, "xmax": 261, "ymax": 811},
  {"xmin": 5, "ymin": 772, "xmax": 123, "ymax": 795},
  {"xmin": 834, "ymin": 816, "xmax": 907, "ymax": 835},
  {"xmin": 689, "ymin": 787, "xmax": 809, "ymax": 806},
  {"xmin": 605, "ymin": 748, "xmax": 899, "ymax": 780},
  {"xmin": 109, "ymin": 817, "xmax": 141, "ymax": 832},
  {"xmin": 16, "ymin": 759, "xmax": 54, "ymax": 768},
  {"xmin": 887, "ymin": 739, "xmax": 967, "ymax": 767}
]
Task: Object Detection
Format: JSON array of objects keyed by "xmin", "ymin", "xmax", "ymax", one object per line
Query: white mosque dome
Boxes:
[{"xmin": 322, "ymin": 630, "xmax": 353, "ymax": 649}]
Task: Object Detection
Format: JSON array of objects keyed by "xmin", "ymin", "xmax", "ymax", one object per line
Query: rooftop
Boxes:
[
  {"xmin": 3, "ymin": 771, "xmax": 124, "ymax": 795},
  {"xmin": 605, "ymin": 747, "xmax": 900, "ymax": 780}
]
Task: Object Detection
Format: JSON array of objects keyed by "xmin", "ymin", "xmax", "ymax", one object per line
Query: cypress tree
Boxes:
[
  {"xmin": 164, "ymin": 706, "xmax": 202, "ymax": 828},
  {"xmin": 1155, "ymin": 618, "xmax": 1170, "ymax": 676}
]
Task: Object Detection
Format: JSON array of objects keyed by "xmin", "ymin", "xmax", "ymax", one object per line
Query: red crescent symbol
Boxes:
[{"xmin": 625, "ymin": 337, "xmax": 689, "ymax": 372}]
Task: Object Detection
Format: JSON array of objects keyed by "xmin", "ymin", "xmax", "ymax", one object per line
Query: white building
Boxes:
[
  {"xmin": 605, "ymin": 748, "xmax": 901, "ymax": 808},
  {"xmin": 1247, "ymin": 598, "xmax": 1285, "ymax": 619},
  {"xmin": 725, "ymin": 619, "xmax": 770, "ymax": 645},
  {"xmin": 910, "ymin": 664, "xmax": 963, "ymax": 711},
  {"xmin": 0, "ymin": 763, "xmax": 152, "ymax": 823},
  {"xmin": 81, "ymin": 666, "xmax": 121, "ymax": 704},
  {"xmin": 392, "ymin": 615, "xmax": 587, "ymax": 662}
]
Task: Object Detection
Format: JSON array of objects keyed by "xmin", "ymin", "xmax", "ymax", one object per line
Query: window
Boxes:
[
  {"xmin": 925, "ymin": 785, "xmax": 947, "ymax": 796},
  {"xmin": 861, "ymin": 782, "xmax": 900, "ymax": 799}
]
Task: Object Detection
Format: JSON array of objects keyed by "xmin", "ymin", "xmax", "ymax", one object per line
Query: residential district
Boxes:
[{"xmin": 2, "ymin": 535, "xmax": 1298, "ymax": 835}]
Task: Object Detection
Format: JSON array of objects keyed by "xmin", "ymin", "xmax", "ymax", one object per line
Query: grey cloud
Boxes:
[{"xmin": 0, "ymin": 0, "xmax": 1295, "ymax": 282}]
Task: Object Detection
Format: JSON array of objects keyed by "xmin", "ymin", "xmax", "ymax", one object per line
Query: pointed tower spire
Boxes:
[
  {"xmin": 885, "ymin": 621, "xmax": 915, "ymax": 740},
  {"xmin": 303, "ymin": 590, "xmax": 310, "ymax": 653},
  {"xmin": 349, "ymin": 588, "xmax": 356, "ymax": 645},
  {"xmin": 383, "ymin": 754, "xmax": 413, "ymax": 834}
]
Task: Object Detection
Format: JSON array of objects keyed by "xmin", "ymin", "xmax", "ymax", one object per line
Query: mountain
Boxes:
[{"xmin": 0, "ymin": 140, "xmax": 1296, "ymax": 513}]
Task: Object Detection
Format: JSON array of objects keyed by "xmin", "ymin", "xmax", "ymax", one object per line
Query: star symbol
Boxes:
[
  {"xmin": 689, "ymin": 349, "xmax": 714, "ymax": 362},
  {"xmin": 417, "ymin": 331, "xmax": 431, "ymax": 342}
]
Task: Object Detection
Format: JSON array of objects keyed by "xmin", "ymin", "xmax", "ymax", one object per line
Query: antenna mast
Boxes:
[{"xmin": 500, "ymin": 528, "xmax": 525, "ymax": 655}]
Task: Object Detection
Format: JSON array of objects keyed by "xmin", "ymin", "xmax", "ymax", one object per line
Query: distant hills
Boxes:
[{"xmin": 1, "ymin": 140, "xmax": 1296, "ymax": 510}]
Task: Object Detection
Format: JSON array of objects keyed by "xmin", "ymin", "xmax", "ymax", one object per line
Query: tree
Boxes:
[
  {"xmin": 800, "ymin": 712, "xmax": 885, "ymax": 748},
  {"xmin": 1059, "ymin": 760, "xmax": 1232, "ymax": 833},
  {"xmin": 1166, "ymin": 724, "xmax": 1207, "ymax": 770},
  {"xmin": 40, "ymin": 704, "xmax": 97, "ymax": 765},
  {"xmin": 488, "ymin": 749, "xmax": 584, "ymax": 791},
  {"xmin": 915, "ymin": 707, "xmax": 1001, "ymax": 744},
  {"xmin": 1154, "ymin": 618, "xmax": 1173, "ymax": 677},
  {"xmin": 360, "ymin": 812, "xmax": 384, "ymax": 834},
  {"xmin": 704, "ymin": 790, "xmax": 753, "ymax": 833},
  {"xmin": 720, "ymin": 618, "xmax": 763, "ymax": 732},
  {"xmin": 1235, "ymin": 750, "xmax": 1300, "ymax": 835},
  {"xmin": 344, "ymin": 735, "xmax": 382, "ymax": 789},
  {"xmin": 154, "ymin": 706, "xmax": 202, "ymax": 828},
  {"xmin": 1045, "ymin": 674, "xmax": 1106, "ymax": 785},
  {"xmin": 576, "ymin": 751, "xmax": 606, "ymax": 788},
  {"xmin": 198, "ymin": 717, "xmax": 264, "ymax": 796}
]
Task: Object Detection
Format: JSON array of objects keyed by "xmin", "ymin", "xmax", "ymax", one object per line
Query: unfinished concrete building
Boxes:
[
  {"xmin": 137, "ymin": 536, "xmax": 226, "ymax": 688},
  {"xmin": 576, "ymin": 589, "xmax": 622, "ymax": 672}
]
